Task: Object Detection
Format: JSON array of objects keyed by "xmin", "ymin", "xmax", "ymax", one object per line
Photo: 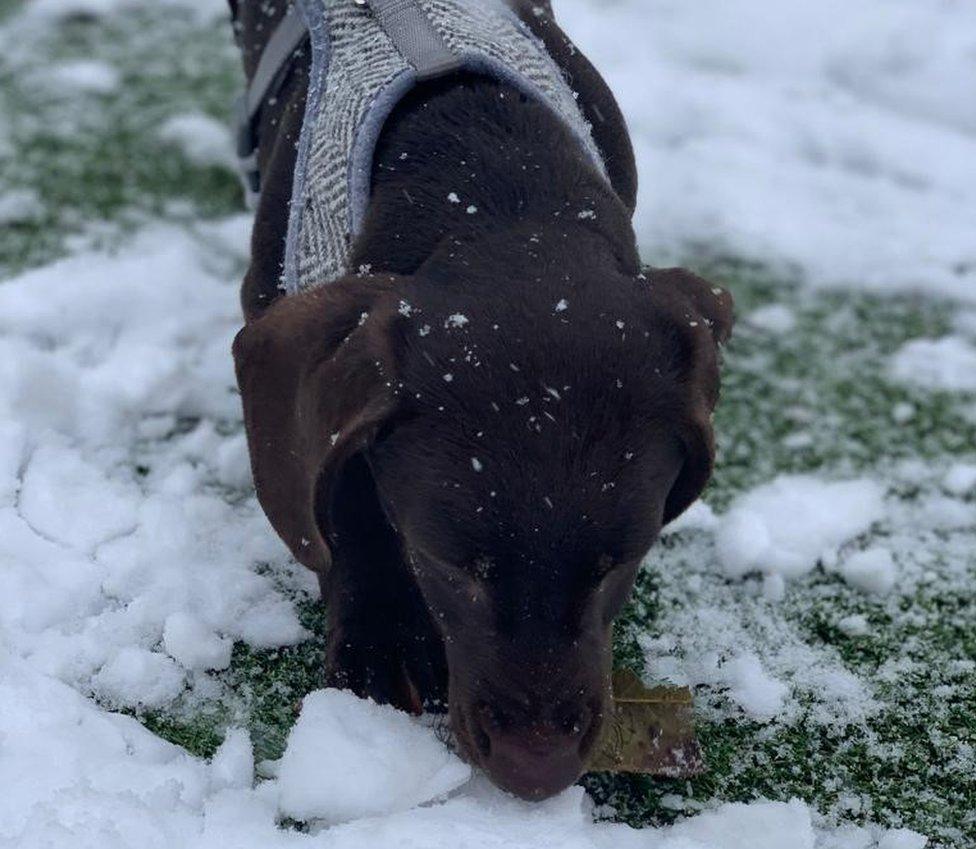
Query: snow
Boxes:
[
  {"xmin": 747, "ymin": 304, "xmax": 797, "ymax": 335},
  {"xmin": 18, "ymin": 443, "xmax": 140, "ymax": 552},
  {"xmin": 714, "ymin": 476, "xmax": 886, "ymax": 580},
  {"xmin": 163, "ymin": 612, "xmax": 233, "ymax": 672},
  {"xmin": 0, "ymin": 657, "xmax": 210, "ymax": 848},
  {"xmin": 663, "ymin": 499, "xmax": 719, "ymax": 536},
  {"xmin": 210, "ymin": 728, "xmax": 254, "ymax": 792},
  {"xmin": 445, "ymin": 313, "xmax": 469, "ymax": 328},
  {"xmin": 9, "ymin": 645, "xmax": 885, "ymax": 849},
  {"xmin": 560, "ymin": 0, "xmax": 976, "ymax": 302},
  {"xmin": 878, "ymin": 831, "xmax": 928, "ymax": 849},
  {"xmin": 0, "ymin": 188, "xmax": 44, "ymax": 224},
  {"xmin": 837, "ymin": 615, "xmax": 871, "ymax": 637},
  {"xmin": 889, "ymin": 337, "xmax": 976, "ymax": 393},
  {"xmin": 943, "ymin": 463, "xmax": 976, "ymax": 497},
  {"xmin": 275, "ymin": 690, "xmax": 472, "ymax": 823},
  {"xmin": 43, "ymin": 59, "xmax": 121, "ymax": 94},
  {"xmin": 715, "ymin": 652, "xmax": 789, "ymax": 721},
  {"xmin": 158, "ymin": 112, "xmax": 236, "ymax": 169},
  {"xmin": 92, "ymin": 646, "xmax": 186, "ymax": 709},
  {"xmin": 25, "ymin": 0, "xmax": 227, "ymax": 23},
  {"xmin": 837, "ymin": 548, "xmax": 897, "ymax": 596},
  {"xmin": 0, "ymin": 223, "xmax": 309, "ymax": 696}
]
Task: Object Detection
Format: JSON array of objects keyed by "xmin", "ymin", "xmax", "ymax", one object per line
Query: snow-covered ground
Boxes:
[
  {"xmin": 1, "ymin": 0, "xmax": 974, "ymax": 847},
  {"xmin": 561, "ymin": 0, "xmax": 976, "ymax": 302}
]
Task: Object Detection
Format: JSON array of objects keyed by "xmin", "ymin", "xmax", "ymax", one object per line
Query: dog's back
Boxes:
[{"xmin": 229, "ymin": 0, "xmax": 639, "ymax": 317}]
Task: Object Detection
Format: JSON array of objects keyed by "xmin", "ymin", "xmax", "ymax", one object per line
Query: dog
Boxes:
[{"xmin": 229, "ymin": 0, "xmax": 733, "ymax": 801}]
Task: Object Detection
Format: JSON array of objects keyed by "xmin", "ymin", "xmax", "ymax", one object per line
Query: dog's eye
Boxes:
[{"xmin": 413, "ymin": 547, "xmax": 488, "ymax": 584}]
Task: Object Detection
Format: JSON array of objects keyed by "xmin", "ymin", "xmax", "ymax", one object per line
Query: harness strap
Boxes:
[
  {"xmin": 234, "ymin": 3, "xmax": 309, "ymax": 207},
  {"xmin": 366, "ymin": 0, "xmax": 461, "ymax": 80},
  {"xmin": 234, "ymin": 0, "xmax": 462, "ymax": 208}
]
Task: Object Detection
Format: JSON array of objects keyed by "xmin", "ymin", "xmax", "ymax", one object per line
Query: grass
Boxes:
[{"xmin": 1, "ymin": 3, "xmax": 973, "ymax": 847}]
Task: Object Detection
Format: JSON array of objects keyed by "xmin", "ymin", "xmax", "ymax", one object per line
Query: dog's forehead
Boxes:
[{"xmin": 379, "ymin": 403, "xmax": 675, "ymax": 566}]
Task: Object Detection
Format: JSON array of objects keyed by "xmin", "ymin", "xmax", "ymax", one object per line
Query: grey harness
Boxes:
[{"xmin": 235, "ymin": 0, "xmax": 608, "ymax": 294}]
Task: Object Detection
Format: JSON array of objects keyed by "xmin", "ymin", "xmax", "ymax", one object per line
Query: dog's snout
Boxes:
[{"xmin": 465, "ymin": 699, "xmax": 601, "ymax": 800}]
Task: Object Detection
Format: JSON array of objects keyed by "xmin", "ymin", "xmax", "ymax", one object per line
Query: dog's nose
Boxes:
[{"xmin": 469, "ymin": 703, "xmax": 596, "ymax": 800}]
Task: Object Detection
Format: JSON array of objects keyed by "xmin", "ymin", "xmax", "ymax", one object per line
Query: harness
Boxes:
[{"xmin": 235, "ymin": 0, "xmax": 608, "ymax": 294}]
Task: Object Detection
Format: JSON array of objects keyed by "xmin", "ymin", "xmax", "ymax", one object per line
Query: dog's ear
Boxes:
[
  {"xmin": 642, "ymin": 267, "xmax": 734, "ymax": 524},
  {"xmin": 233, "ymin": 275, "xmax": 405, "ymax": 574},
  {"xmin": 662, "ymin": 413, "xmax": 716, "ymax": 525},
  {"xmin": 646, "ymin": 267, "xmax": 734, "ymax": 347}
]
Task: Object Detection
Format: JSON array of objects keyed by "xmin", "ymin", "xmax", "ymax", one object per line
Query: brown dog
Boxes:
[{"xmin": 230, "ymin": 0, "xmax": 733, "ymax": 800}]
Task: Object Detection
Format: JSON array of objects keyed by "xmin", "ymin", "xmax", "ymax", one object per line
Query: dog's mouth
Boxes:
[{"xmin": 446, "ymin": 696, "xmax": 606, "ymax": 801}]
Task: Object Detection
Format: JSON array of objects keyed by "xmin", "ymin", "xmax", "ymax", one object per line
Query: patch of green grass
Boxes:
[{"xmin": 0, "ymin": 5, "xmax": 243, "ymax": 274}]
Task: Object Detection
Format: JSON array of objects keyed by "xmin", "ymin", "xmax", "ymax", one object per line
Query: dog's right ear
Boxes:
[
  {"xmin": 639, "ymin": 267, "xmax": 735, "ymax": 525},
  {"xmin": 233, "ymin": 275, "xmax": 406, "ymax": 575}
]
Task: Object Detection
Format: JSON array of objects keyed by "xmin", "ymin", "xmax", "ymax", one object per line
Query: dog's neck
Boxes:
[{"xmin": 350, "ymin": 75, "xmax": 640, "ymax": 279}]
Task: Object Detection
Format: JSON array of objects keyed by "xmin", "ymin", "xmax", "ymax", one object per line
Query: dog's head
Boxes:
[{"xmin": 234, "ymin": 256, "xmax": 732, "ymax": 800}]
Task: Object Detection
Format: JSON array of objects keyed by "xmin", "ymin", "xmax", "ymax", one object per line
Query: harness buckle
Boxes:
[{"xmin": 234, "ymin": 92, "xmax": 261, "ymax": 209}]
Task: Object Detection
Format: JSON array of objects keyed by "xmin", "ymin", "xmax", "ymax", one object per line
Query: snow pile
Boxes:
[
  {"xmin": 274, "ymin": 690, "xmax": 471, "ymax": 823},
  {"xmin": 163, "ymin": 611, "xmax": 234, "ymax": 672},
  {"xmin": 701, "ymin": 651, "xmax": 788, "ymax": 721},
  {"xmin": 646, "ymin": 456, "xmax": 976, "ymax": 748},
  {"xmin": 2, "ymin": 649, "xmax": 923, "ymax": 849},
  {"xmin": 889, "ymin": 337, "xmax": 976, "ymax": 393},
  {"xmin": 210, "ymin": 727, "xmax": 255, "ymax": 791},
  {"xmin": 0, "ymin": 656, "xmax": 209, "ymax": 847},
  {"xmin": 0, "ymin": 221, "xmax": 310, "ymax": 711},
  {"xmin": 642, "ymin": 599, "xmax": 873, "ymax": 727},
  {"xmin": 559, "ymin": 0, "xmax": 976, "ymax": 302},
  {"xmin": 714, "ymin": 475, "xmax": 886, "ymax": 580}
]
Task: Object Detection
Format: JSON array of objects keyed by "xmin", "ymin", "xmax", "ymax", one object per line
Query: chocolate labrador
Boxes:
[{"xmin": 229, "ymin": 0, "xmax": 733, "ymax": 800}]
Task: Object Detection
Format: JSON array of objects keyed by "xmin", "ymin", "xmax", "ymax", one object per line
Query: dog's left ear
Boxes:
[
  {"xmin": 642, "ymin": 267, "xmax": 734, "ymax": 524},
  {"xmin": 232, "ymin": 275, "xmax": 406, "ymax": 575}
]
